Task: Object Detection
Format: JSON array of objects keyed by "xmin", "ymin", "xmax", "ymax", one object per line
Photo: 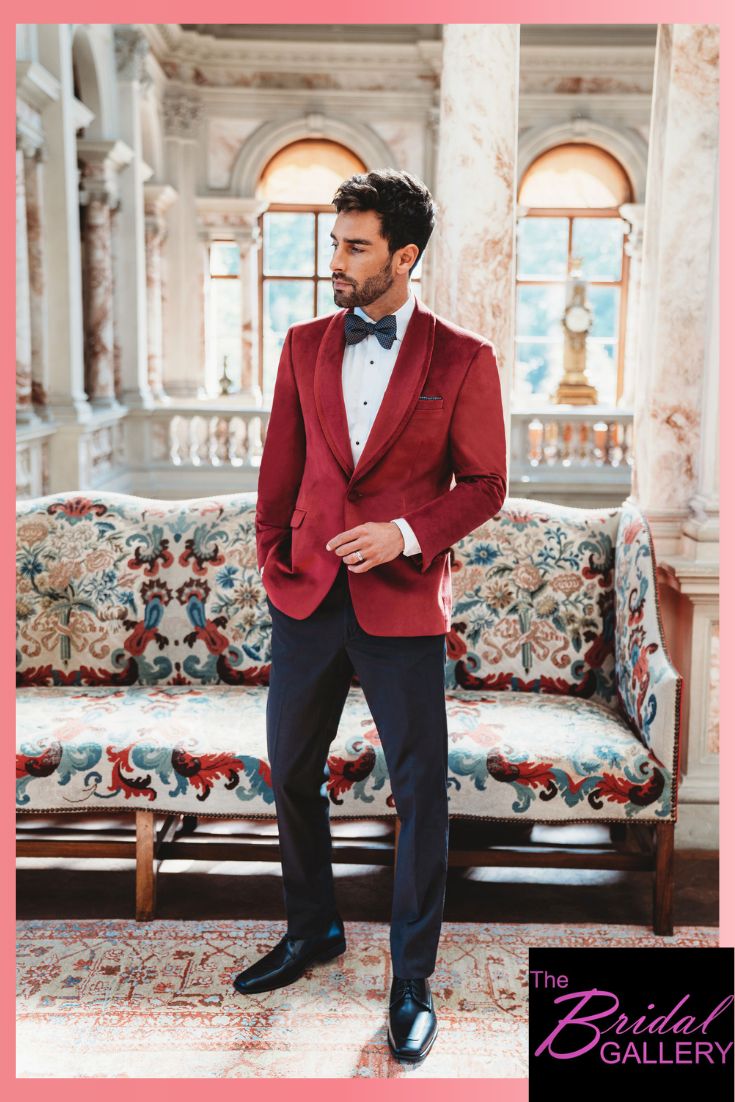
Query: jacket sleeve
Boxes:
[
  {"xmin": 400, "ymin": 340, "xmax": 507, "ymax": 574},
  {"xmin": 255, "ymin": 327, "xmax": 306, "ymax": 572}
]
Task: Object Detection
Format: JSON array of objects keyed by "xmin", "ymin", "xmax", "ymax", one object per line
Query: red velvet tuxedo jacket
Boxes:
[{"xmin": 256, "ymin": 295, "xmax": 507, "ymax": 636}]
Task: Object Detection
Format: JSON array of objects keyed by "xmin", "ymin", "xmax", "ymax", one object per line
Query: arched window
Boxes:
[
  {"xmin": 256, "ymin": 139, "xmax": 366, "ymax": 404},
  {"xmin": 515, "ymin": 143, "xmax": 633, "ymax": 408},
  {"xmin": 256, "ymin": 139, "xmax": 422, "ymax": 403}
]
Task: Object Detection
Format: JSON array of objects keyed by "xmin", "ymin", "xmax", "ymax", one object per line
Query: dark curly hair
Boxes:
[{"xmin": 332, "ymin": 168, "xmax": 436, "ymax": 275}]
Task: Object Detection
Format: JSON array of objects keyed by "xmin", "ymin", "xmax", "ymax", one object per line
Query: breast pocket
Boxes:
[{"xmin": 414, "ymin": 397, "xmax": 444, "ymax": 413}]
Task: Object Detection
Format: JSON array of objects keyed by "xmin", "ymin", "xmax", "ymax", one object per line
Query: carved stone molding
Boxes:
[
  {"xmin": 78, "ymin": 139, "xmax": 134, "ymax": 208},
  {"xmin": 114, "ymin": 25, "xmax": 152, "ymax": 90},
  {"xmin": 143, "ymin": 182, "xmax": 179, "ymax": 239},
  {"xmin": 194, "ymin": 199, "xmax": 269, "ymax": 257},
  {"xmin": 162, "ymin": 88, "xmax": 203, "ymax": 139}
]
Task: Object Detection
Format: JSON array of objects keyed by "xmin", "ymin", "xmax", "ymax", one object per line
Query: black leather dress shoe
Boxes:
[
  {"xmin": 387, "ymin": 976, "xmax": 438, "ymax": 1062},
  {"xmin": 233, "ymin": 916, "xmax": 346, "ymax": 995}
]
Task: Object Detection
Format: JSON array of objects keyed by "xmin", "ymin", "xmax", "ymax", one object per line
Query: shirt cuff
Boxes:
[{"xmin": 391, "ymin": 517, "xmax": 421, "ymax": 557}]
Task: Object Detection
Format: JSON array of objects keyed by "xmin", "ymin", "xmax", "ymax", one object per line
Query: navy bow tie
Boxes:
[{"xmin": 344, "ymin": 311, "xmax": 398, "ymax": 350}]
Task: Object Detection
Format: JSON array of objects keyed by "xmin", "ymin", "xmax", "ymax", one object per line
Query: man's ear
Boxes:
[{"xmin": 401, "ymin": 244, "xmax": 419, "ymax": 271}]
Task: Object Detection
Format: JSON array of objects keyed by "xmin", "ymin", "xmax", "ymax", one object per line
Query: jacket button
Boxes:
[{"xmin": 347, "ymin": 489, "xmax": 362, "ymax": 501}]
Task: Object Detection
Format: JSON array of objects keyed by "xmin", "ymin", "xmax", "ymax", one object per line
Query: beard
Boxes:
[{"xmin": 333, "ymin": 257, "xmax": 395, "ymax": 309}]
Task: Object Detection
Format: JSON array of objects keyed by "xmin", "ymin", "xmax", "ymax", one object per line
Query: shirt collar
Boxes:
[{"xmin": 353, "ymin": 287, "xmax": 416, "ymax": 343}]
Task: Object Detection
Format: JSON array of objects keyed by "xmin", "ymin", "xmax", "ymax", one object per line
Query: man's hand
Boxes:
[{"xmin": 326, "ymin": 522, "xmax": 405, "ymax": 572}]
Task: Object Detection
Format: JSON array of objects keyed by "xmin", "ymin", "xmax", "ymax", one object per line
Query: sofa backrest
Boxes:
[
  {"xmin": 16, "ymin": 491, "xmax": 267, "ymax": 688},
  {"xmin": 447, "ymin": 497, "xmax": 621, "ymax": 711},
  {"xmin": 17, "ymin": 491, "xmax": 620, "ymax": 706}
]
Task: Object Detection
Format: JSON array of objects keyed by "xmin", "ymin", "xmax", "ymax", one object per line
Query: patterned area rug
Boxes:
[{"xmin": 16, "ymin": 919, "xmax": 718, "ymax": 1078}]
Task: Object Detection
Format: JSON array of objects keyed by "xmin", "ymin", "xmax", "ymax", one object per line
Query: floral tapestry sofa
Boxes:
[{"xmin": 16, "ymin": 491, "xmax": 682, "ymax": 932}]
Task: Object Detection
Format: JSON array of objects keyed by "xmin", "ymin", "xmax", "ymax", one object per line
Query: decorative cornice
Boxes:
[
  {"xmin": 140, "ymin": 23, "xmax": 440, "ymax": 92},
  {"xmin": 657, "ymin": 557, "xmax": 719, "ymax": 598},
  {"xmin": 77, "ymin": 139, "xmax": 134, "ymax": 207},
  {"xmin": 520, "ymin": 43, "xmax": 656, "ymax": 83},
  {"xmin": 195, "ymin": 195, "xmax": 269, "ymax": 241},
  {"xmin": 143, "ymin": 183, "xmax": 178, "ymax": 243},
  {"xmin": 181, "ymin": 86, "xmax": 435, "ymax": 118},
  {"xmin": 144, "ymin": 182, "xmax": 179, "ymax": 217},
  {"xmin": 16, "ymin": 60, "xmax": 60, "ymax": 114},
  {"xmin": 519, "ymin": 93, "xmax": 653, "ymax": 129},
  {"xmin": 72, "ymin": 96, "xmax": 95, "ymax": 134}
]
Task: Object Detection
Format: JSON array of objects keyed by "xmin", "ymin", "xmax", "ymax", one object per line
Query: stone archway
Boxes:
[
  {"xmin": 518, "ymin": 119, "xmax": 648, "ymax": 203},
  {"xmin": 230, "ymin": 113, "xmax": 396, "ymax": 198}
]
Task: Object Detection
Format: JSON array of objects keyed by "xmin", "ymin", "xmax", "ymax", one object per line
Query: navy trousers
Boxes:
[{"xmin": 265, "ymin": 561, "xmax": 449, "ymax": 979}]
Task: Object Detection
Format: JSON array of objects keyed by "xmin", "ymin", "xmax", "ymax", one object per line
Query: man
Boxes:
[{"xmin": 233, "ymin": 169, "xmax": 507, "ymax": 1064}]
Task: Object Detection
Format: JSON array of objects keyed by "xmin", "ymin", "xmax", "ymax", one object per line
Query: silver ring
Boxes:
[{"xmin": 356, "ymin": 549, "xmax": 364, "ymax": 563}]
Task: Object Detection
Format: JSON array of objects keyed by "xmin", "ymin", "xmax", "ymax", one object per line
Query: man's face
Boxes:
[{"xmin": 329, "ymin": 209, "xmax": 405, "ymax": 309}]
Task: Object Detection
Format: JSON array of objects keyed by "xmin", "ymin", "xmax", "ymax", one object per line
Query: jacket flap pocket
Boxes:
[
  {"xmin": 290, "ymin": 507, "xmax": 306, "ymax": 527},
  {"xmin": 415, "ymin": 397, "xmax": 444, "ymax": 411}
]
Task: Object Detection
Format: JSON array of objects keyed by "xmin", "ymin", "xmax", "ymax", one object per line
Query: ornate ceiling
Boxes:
[{"xmin": 179, "ymin": 24, "xmax": 658, "ymax": 46}]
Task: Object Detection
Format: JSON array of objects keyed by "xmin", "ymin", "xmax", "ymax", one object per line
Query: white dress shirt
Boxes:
[
  {"xmin": 259, "ymin": 291, "xmax": 422, "ymax": 578},
  {"xmin": 342, "ymin": 289, "xmax": 421, "ymax": 557}
]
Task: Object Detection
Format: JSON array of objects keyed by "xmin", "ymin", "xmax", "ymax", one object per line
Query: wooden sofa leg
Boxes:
[
  {"xmin": 136, "ymin": 810, "xmax": 157, "ymax": 922},
  {"xmin": 393, "ymin": 817, "xmax": 401, "ymax": 878},
  {"xmin": 653, "ymin": 821, "xmax": 675, "ymax": 936}
]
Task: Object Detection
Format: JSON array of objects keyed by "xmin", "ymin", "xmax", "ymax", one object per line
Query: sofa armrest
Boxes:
[{"xmin": 614, "ymin": 499, "xmax": 683, "ymax": 800}]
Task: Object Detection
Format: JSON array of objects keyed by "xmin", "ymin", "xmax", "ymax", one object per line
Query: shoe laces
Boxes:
[{"xmin": 391, "ymin": 978, "xmax": 430, "ymax": 1008}]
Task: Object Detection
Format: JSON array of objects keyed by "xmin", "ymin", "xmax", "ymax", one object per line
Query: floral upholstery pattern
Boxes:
[
  {"xmin": 16, "ymin": 491, "xmax": 681, "ymax": 823},
  {"xmin": 16, "ymin": 492, "xmax": 267, "ymax": 687},
  {"xmin": 16, "ymin": 685, "xmax": 673, "ymax": 821},
  {"xmin": 447, "ymin": 500, "xmax": 619, "ymax": 710},
  {"xmin": 614, "ymin": 499, "xmax": 682, "ymax": 784}
]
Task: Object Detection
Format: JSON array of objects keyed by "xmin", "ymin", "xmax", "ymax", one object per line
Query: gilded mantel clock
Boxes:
[{"xmin": 554, "ymin": 271, "xmax": 598, "ymax": 406}]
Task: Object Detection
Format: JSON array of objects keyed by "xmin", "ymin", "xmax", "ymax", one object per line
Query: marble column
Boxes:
[
  {"xmin": 162, "ymin": 89, "xmax": 203, "ymax": 397},
  {"xmin": 200, "ymin": 233, "xmax": 214, "ymax": 396},
  {"xmin": 16, "ymin": 135, "xmax": 36, "ymax": 423},
  {"xmin": 682, "ymin": 156, "xmax": 719, "ymax": 558},
  {"xmin": 419, "ymin": 103, "xmax": 441, "ymax": 311},
  {"xmin": 618, "ymin": 202, "xmax": 644, "ymax": 411},
  {"xmin": 80, "ymin": 175, "xmax": 116, "ymax": 405},
  {"xmin": 432, "ymin": 24, "xmax": 519, "ymax": 440},
  {"xmin": 16, "ymin": 56, "xmax": 58, "ymax": 424},
  {"xmin": 24, "ymin": 145, "xmax": 50, "ymax": 417},
  {"xmin": 109, "ymin": 202, "xmax": 123, "ymax": 401},
  {"xmin": 113, "ymin": 25, "xmax": 155, "ymax": 411},
  {"xmin": 235, "ymin": 220, "xmax": 263, "ymax": 404},
  {"xmin": 631, "ymin": 24, "xmax": 719, "ymax": 530},
  {"xmin": 78, "ymin": 141, "xmax": 132, "ymax": 409},
  {"xmin": 35, "ymin": 24, "xmax": 91, "ymax": 425},
  {"xmin": 143, "ymin": 184, "xmax": 178, "ymax": 401}
]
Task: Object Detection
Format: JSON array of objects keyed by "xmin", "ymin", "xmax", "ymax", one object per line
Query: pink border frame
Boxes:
[{"xmin": 8, "ymin": 6, "xmax": 730, "ymax": 1097}]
